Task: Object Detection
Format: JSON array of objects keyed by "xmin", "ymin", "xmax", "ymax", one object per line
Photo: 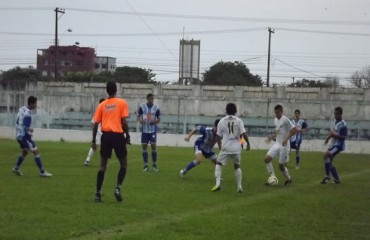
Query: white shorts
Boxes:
[
  {"xmin": 267, "ymin": 143, "xmax": 289, "ymax": 164},
  {"xmin": 216, "ymin": 151, "xmax": 241, "ymax": 166}
]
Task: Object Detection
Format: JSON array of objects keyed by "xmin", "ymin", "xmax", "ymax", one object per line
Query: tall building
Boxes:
[{"xmin": 37, "ymin": 45, "xmax": 116, "ymax": 78}]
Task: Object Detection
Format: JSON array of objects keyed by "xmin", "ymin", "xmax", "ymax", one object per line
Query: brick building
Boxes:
[{"xmin": 37, "ymin": 45, "xmax": 110, "ymax": 77}]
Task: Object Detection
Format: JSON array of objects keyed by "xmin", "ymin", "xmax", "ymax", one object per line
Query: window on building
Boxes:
[
  {"xmin": 95, "ymin": 63, "xmax": 100, "ymax": 69},
  {"xmin": 102, "ymin": 64, "xmax": 108, "ymax": 69},
  {"xmin": 76, "ymin": 60, "xmax": 84, "ymax": 66}
]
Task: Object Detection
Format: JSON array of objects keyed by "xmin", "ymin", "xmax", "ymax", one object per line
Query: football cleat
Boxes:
[
  {"xmin": 211, "ymin": 185, "xmax": 221, "ymax": 192},
  {"xmin": 333, "ymin": 179, "xmax": 341, "ymax": 184},
  {"xmin": 180, "ymin": 169, "xmax": 186, "ymax": 177},
  {"xmin": 284, "ymin": 178, "xmax": 292, "ymax": 186},
  {"xmin": 12, "ymin": 168, "xmax": 23, "ymax": 176},
  {"xmin": 320, "ymin": 176, "xmax": 331, "ymax": 184},
  {"xmin": 39, "ymin": 171, "xmax": 52, "ymax": 177},
  {"xmin": 84, "ymin": 160, "xmax": 90, "ymax": 166},
  {"xmin": 237, "ymin": 187, "xmax": 243, "ymax": 193},
  {"xmin": 95, "ymin": 192, "xmax": 102, "ymax": 202},
  {"xmin": 114, "ymin": 188, "xmax": 123, "ymax": 202},
  {"xmin": 143, "ymin": 166, "xmax": 149, "ymax": 172},
  {"xmin": 153, "ymin": 165, "xmax": 159, "ymax": 172}
]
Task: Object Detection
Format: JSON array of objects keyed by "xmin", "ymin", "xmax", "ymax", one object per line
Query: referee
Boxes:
[{"xmin": 92, "ymin": 81, "xmax": 130, "ymax": 202}]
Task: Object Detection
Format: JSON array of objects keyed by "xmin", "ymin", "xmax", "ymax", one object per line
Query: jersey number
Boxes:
[{"xmin": 228, "ymin": 122, "xmax": 234, "ymax": 134}]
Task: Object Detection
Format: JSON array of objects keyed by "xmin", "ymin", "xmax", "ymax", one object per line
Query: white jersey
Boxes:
[
  {"xmin": 274, "ymin": 115, "xmax": 295, "ymax": 145},
  {"xmin": 217, "ymin": 115, "xmax": 246, "ymax": 154}
]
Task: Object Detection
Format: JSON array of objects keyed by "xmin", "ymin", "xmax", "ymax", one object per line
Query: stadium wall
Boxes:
[
  {"xmin": 1, "ymin": 127, "xmax": 369, "ymax": 154},
  {"xmin": 1, "ymin": 81, "xmax": 370, "ymax": 120}
]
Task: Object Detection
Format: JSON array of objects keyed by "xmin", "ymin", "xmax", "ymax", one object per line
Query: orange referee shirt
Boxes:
[{"xmin": 93, "ymin": 97, "xmax": 129, "ymax": 133}]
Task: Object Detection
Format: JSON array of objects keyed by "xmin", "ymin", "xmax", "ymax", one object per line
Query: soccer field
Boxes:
[{"xmin": 0, "ymin": 139, "xmax": 369, "ymax": 240}]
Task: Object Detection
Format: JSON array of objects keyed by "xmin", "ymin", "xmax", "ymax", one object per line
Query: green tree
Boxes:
[
  {"xmin": 202, "ymin": 61, "xmax": 262, "ymax": 86},
  {"xmin": 288, "ymin": 78, "xmax": 337, "ymax": 88},
  {"xmin": 62, "ymin": 72, "xmax": 94, "ymax": 83},
  {"xmin": 114, "ymin": 66, "xmax": 156, "ymax": 84},
  {"xmin": 0, "ymin": 66, "xmax": 40, "ymax": 90}
]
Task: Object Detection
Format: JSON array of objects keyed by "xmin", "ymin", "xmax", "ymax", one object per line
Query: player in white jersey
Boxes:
[
  {"xmin": 84, "ymin": 98, "xmax": 105, "ymax": 166},
  {"xmin": 12, "ymin": 96, "xmax": 52, "ymax": 177},
  {"xmin": 212, "ymin": 103, "xmax": 250, "ymax": 193},
  {"xmin": 137, "ymin": 93, "xmax": 161, "ymax": 172},
  {"xmin": 264, "ymin": 104, "xmax": 297, "ymax": 186},
  {"xmin": 290, "ymin": 109, "xmax": 308, "ymax": 169}
]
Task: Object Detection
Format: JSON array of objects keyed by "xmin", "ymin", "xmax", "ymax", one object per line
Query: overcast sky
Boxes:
[{"xmin": 1, "ymin": 0, "xmax": 370, "ymax": 85}]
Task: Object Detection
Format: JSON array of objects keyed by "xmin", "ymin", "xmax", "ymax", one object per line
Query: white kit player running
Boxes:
[
  {"xmin": 84, "ymin": 98, "xmax": 105, "ymax": 166},
  {"xmin": 264, "ymin": 104, "xmax": 297, "ymax": 186},
  {"xmin": 212, "ymin": 103, "xmax": 250, "ymax": 193}
]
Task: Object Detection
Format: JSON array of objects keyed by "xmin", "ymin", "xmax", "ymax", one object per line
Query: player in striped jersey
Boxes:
[
  {"xmin": 290, "ymin": 109, "xmax": 308, "ymax": 169},
  {"xmin": 321, "ymin": 107, "xmax": 347, "ymax": 184},
  {"xmin": 12, "ymin": 96, "xmax": 52, "ymax": 177},
  {"xmin": 137, "ymin": 93, "xmax": 161, "ymax": 172},
  {"xmin": 180, "ymin": 119, "xmax": 221, "ymax": 177}
]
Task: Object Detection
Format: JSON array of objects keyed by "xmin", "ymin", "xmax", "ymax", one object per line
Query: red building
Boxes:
[{"xmin": 37, "ymin": 45, "xmax": 96, "ymax": 77}]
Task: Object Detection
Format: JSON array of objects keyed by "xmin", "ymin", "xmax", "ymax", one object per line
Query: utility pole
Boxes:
[
  {"xmin": 266, "ymin": 27, "xmax": 274, "ymax": 87},
  {"xmin": 54, "ymin": 7, "xmax": 65, "ymax": 80}
]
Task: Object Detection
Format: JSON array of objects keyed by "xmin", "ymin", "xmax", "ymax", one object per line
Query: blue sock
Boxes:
[
  {"xmin": 296, "ymin": 156, "xmax": 300, "ymax": 165},
  {"xmin": 325, "ymin": 158, "xmax": 331, "ymax": 176},
  {"xmin": 34, "ymin": 155, "xmax": 44, "ymax": 172},
  {"xmin": 15, "ymin": 155, "xmax": 25, "ymax": 168},
  {"xmin": 143, "ymin": 151, "xmax": 148, "ymax": 165},
  {"xmin": 152, "ymin": 151, "xmax": 157, "ymax": 165},
  {"xmin": 185, "ymin": 160, "xmax": 197, "ymax": 172},
  {"xmin": 330, "ymin": 167, "xmax": 340, "ymax": 181}
]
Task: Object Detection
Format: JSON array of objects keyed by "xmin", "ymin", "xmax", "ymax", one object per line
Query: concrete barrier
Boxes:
[{"xmin": 1, "ymin": 127, "xmax": 369, "ymax": 154}]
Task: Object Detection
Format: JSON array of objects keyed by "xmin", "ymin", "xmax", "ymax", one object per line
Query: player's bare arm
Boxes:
[
  {"xmin": 91, "ymin": 122, "xmax": 99, "ymax": 150},
  {"xmin": 184, "ymin": 128, "xmax": 197, "ymax": 142},
  {"xmin": 242, "ymin": 132, "xmax": 251, "ymax": 150},
  {"xmin": 265, "ymin": 133, "xmax": 277, "ymax": 144},
  {"xmin": 122, "ymin": 117, "xmax": 130, "ymax": 144}
]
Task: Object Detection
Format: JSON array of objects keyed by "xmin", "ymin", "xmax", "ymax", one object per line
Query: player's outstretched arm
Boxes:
[{"xmin": 184, "ymin": 128, "xmax": 197, "ymax": 142}]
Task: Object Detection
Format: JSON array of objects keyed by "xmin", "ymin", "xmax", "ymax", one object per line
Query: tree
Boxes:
[
  {"xmin": 0, "ymin": 66, "xmax": 40, "ymax": 90},
  {"xmin": 202, "ymin": 61, "xmax": 263, "ymax": 86},
  {"xmin": 114, "ymin": 66, "xmax": 156, "ymax": 84},
  {"xmin": 288, "ymin": 78, "xmax": 339, "ymax": 88},
  {"xmin": 350, "ymin": 66, "xmax": 370, "ymax": 88}
]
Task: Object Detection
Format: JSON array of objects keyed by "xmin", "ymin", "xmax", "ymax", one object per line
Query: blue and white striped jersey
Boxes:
[
  {"xmin": 331, "ymin": 119, "xmax": 347, "ymax": 149},
  {"xmin": 15, "ymin": 106, "xmax": 32, "ymax": 140},
  {"xmin": 290, "ymin": 118, "xmax": 308, "ymax": 143},
  {"xmin": 138, "ymin": 103, "xmax": 160, "ymax": 133},
  {"xmin": 195, "ymin": 126, "xmax": 216, "ymax": 154}
]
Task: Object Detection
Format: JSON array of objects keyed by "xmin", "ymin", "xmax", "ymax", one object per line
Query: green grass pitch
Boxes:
[{"xmin": 0, "ymin": 139, "xmax": 369, "ymax": 240}]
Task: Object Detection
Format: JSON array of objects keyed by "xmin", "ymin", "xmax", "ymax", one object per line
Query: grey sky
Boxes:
[{"xmin": 1, "ymin": 0, "xmax": 370, "ymax": 85}]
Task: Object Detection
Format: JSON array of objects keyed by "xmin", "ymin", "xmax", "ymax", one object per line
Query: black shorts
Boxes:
[{"xmin": 100, "ymin": 132, "xmax": 127, "ymax": 159}]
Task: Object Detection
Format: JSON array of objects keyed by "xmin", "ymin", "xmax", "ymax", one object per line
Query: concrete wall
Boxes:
[
  {"xmin": 2, "ymin": 81, "xmax": 369, "ymax": 120},
  {"xmin": 1, "ymin": 127, "xmax": 369, "ymax": 154}
]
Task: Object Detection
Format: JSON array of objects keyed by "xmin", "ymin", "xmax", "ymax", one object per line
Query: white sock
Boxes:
[
  {"xmin": 235, "ymin": 168, "xmax": 242, "ymax": 189},
  {"xmin": 281, "ymin": 166, "xmax": 291, "ymax": 180},
  {"xmin": 266, "ymin": 162, "xmax": 275, "ymax": 176},
  {"xmin": 86, "ymin": 148, "xmax": 94, "ymax": 161},
  {"xmin": 215, "ymin": 164, "xmax": 222, "ymax": 186}
]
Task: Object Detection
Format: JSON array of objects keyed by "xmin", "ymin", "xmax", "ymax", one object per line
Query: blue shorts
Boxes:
[
  {"xmin": 290, "ymin": 141, "xmax": 301, "ymax": 150},
  {"xmin": 194, "ymin": 143, "xmax": 215, "ymax": 159},
  {"xmin": 141, "ymin": 132, "xmax": 157, "ymax": 144},
  {"xmin": 17, "ymin": 137, "xmax": 36, "ymax": 151},
  {"xmin": 328, "ymin": 145, "xmax": 344, "ymax": 158}
]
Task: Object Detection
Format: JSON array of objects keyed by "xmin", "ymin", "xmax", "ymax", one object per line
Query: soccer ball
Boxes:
[{"xmin": 267, "ymin": 176, "xmax": 278, "ymax": 185}]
